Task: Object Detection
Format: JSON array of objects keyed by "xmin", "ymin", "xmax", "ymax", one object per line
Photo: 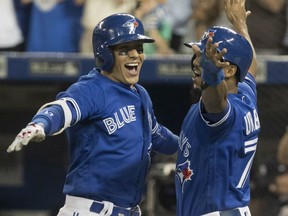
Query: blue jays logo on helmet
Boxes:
[
  {"xmin": 201, "ymin": 29, "xmax": 216, "ymax": 41},
  {"xmin": 176, "ymin": 160, "xmax": 193, "ymax": 193},
  {"xmin": 122, "ymin": 19, "xmax": 139, "ymax": 34},
  {"xmin": 184, "ymin": 26, "xmax": 253, "ymax": 82},
  {"xmin": 92, "ymin": 13, "xmax": 154, "ymax": 72}
]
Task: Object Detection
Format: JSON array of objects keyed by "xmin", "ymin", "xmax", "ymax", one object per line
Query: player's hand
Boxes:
[
  {"xmin": 190, "ymin": 39, "xmax": 229, "ymax": 77},
  {"xmin": 203, "ymin": 37, "xmax": 229, "ymax": 68},
  {"xmin": 200, "ymin": 37, "xmax": 229, "ymax": 71},
  {"xmin": 191, "ymin": 44, "xmax": 202, "ymax": 68},
  {"xmin": 7, "ymin": 123, "xmax": 46, "ymax": 153},
  {"xmin": 224, "ymin": 0, "xmax": 250, "ymax": 26},
  {"xmin": 197, "ymin": 37, "xmax": 229, "ymax": 87}
]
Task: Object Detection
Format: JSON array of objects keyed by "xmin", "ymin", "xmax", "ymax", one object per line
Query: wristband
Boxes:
[{"xmin": 200, "ymin": 51, "xmax": 225, "ymax": 86}]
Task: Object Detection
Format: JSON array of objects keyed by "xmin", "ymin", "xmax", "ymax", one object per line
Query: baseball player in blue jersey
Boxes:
[
  {"xmin": 175, "ymin": 0, "xmax": 260, "ymax": 215},
  {"xmin": 7, "ymin": 13, "xmax": 178, "ymax": 216}
]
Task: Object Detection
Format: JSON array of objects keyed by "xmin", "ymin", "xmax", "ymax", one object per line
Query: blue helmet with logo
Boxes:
[
  {"xmin": 92, "ymin": 13, "xmax": 154, "ymax": 72},
  {"xmin": 184, "ymin": 26, "xmax": 253, "ymax": 82}
]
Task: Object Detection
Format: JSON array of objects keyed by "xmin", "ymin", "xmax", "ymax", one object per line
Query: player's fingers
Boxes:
[
  {"xmin": 218, "ymin": 48, "xmax": 228, "ymax": 59},
  {"xmin": 214, "ymin": 60, "xmax": 229, "ymax": 68},
  {"xmin": 212, "ymin": 43, "xmax": 219, "ymax": 55},
  {"xmin": 7, "ymin": 139, "xmax": 23, "ymax": 153},
  {"xmin": 191, "ymin": 45, "xmax": 202, "ymax": 67},
  {"xmin": 191, "ymin": 44, "xmax": 201, "ymax": 54},
  {"xmin": 6, "ymin": 144, "xmax": 15, "ymax": 153},
  {"xmin": 218, "ymin": 61, "xmax": 230, "ymax": 68},
  {"xmin": 224, "ymin": 0, "xmax": 232, "ymax": 7},
  {"xmin": 7, "ymin": 129, "xmax": 32, "ymax": 152},
  {"xmin": 205, "ymin": 37, "xmax": 216, "ymax": 54},
  {"xmin": 21, "ymin": 131, "xmax": 34, "ymax": 145},
  {"xmin": 15, "ymin": 143, "xmax": 24, "ymax": 151},
  {"xmin": 206, "ymin": 37, "xmax": 213, "ymax": 47},
  {"xmin": 207, "ymin": 45, "xmax": 219, "ymax": 61}
]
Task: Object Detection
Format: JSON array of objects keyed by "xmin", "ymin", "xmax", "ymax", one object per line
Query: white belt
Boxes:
[
  {"xmin": 202, "ymin": 206, "xmax": 251, "ymax": 216},
  {"xmin": 64, "ymin": 195, "xmax": 141, "ymax": 216},
  {"xmin": 65, "ymin": 195, "xmax": 94, "ymax": 209}
]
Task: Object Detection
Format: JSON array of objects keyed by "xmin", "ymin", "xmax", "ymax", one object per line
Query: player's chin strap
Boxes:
[{"xmin": 36, "ymin": 97, "xmax": 81, "ymax": 135}]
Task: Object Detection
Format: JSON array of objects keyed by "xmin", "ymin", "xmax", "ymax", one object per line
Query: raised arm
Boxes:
[
  {"xmin": 224, "ymin": 0, "xmax": 257, "ymax": 78},
  {"xmin": 194, "ymin": 38, "xmax": 229, "ymax": 113}
]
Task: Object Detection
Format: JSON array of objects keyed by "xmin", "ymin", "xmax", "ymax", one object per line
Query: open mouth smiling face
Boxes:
[
  {"xmin": 110, "ymin": 41, "xmax": 145, "ymax": 86},
  {"xmin": 125, "ymin": 62, "xmax": 139, "ymax": 76}
]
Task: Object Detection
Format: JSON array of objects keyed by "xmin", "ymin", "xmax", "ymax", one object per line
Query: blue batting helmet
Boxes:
[
  {"xmin": 184, "ymin": 26, "xmax": 253, "ymax": 82},
  {"xmin": 92, "ymin": 13, "xmax": 155, "ymax": 72}
]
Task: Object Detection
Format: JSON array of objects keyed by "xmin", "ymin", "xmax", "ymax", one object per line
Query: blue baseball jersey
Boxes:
[
  {"xmin": 33, "ymin": 69, "xmax": 178, "ymax": 207},
  {"xmin": 175, "ymin": 73, "xmax": 260, "ymax": 215}
]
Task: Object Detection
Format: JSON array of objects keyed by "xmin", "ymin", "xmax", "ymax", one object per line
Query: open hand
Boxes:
[{"xmin": 7, "ymin": 123, "xmax": 45, "ymax": 153}]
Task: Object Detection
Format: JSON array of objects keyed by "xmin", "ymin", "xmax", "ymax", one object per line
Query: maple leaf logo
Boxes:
[{"xmin": 176, "ymin": 160, "xmax": 193, "ymax": 193}]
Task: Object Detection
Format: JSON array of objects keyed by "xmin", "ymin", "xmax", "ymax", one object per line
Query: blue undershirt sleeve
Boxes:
[{"xmin": 32, "ymin": 102, "xmax": 77, "ymax": 136}]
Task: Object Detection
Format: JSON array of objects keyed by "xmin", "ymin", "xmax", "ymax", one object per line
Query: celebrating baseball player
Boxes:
[
  {"xmin": 175, "ymin": 0, "xmax": 260, "ymax": 215},
  {"xmin": 7, "ymin": 13, "xmax": 179, "ymax": 216}
]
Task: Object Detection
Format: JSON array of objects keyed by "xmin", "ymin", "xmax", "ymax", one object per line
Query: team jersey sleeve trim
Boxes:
[
  {"xmin": 245, "ymin": 75, "xmax": 253, "ymax": 83},
  {"xmin": 151, "ymin": 122, "xmax": 159, "ymax": 134},
  {"xmin": 37, "ymin": 97, "xmax": 81, "ymax": 135},
  {"xmin": 199, "ymin": 100, "xmax": 231, "ymax": 127},
  {"xmin": 244, "ymin": 72, "xmax": 257, "ymax": 93},
  {"xmin": 65, "ymin": 97, "xmax": 81, "ymax": 124}
]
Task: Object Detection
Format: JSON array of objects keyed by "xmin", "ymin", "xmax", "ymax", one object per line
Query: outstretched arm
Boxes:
[
  {"xmin": 224, "ymin": 0, "xmax": 257, "ymax": 78},
  {"xmin": 7, "ymin": 101, "xmax": 70, "ymax": 153}
]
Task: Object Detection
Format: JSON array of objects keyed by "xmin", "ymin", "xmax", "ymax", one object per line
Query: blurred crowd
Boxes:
[{"xmin": 1, "ymin": 0, "xmax": 287, "ymax": 55}]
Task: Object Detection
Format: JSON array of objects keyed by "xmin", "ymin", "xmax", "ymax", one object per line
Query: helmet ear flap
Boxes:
[{"xmin": 95, "ymin": 44, "xmax": 114, "ymax": 72}]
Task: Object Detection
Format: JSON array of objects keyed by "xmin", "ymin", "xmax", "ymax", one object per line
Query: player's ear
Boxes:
[{"xmin": 224, "ymin": 64, "xmax": 237, "ymax": 79}]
